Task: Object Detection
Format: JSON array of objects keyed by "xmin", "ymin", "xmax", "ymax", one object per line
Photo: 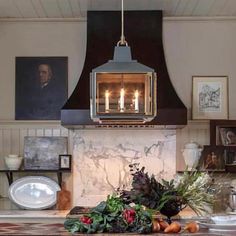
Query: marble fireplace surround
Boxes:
[{"xmin": 72, "ymin": 129, "xmax": 177, "ymax": 207}]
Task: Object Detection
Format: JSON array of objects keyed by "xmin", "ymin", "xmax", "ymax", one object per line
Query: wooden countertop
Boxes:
[
  {"xmin": 0, "ymin": 208, "xmax": 234, "ymax": 235},
  {"xmin": 0, "ymin": 222, "xmax": 235, "ymax": 236}
]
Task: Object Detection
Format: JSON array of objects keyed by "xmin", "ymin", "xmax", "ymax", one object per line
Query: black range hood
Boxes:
[{"xmin": 61, "ymin": 11, "xmax": 187, "ymax": 128}]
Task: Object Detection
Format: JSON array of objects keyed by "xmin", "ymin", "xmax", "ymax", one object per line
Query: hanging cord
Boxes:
[{"xmin": 117, "ymin": 0, "xmax": 128, "ymax": 46}]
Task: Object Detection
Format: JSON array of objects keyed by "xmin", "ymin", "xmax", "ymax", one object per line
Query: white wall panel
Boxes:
[
  {"xmin": 36, "ymin": 128, "xmax": 44, "ymax": 136},
  {"xmin": 19, "ymin": 129, "xmax": 28, "ymax": 155},
  {"xmin": 10, "ymin": 129, "xmax": 20, "ymax": 155},
  {"xmin": 44, "ymin": 128, "xmax": 53, "ymax": 136}
]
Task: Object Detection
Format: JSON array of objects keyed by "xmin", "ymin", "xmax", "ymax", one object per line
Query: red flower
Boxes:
[
  {"xmin": 123, "ymin": 209, "xmax": 136, "ymax": 224},
  {"xmin": 80, "ymin": 216, "xmax": 93, "ymax": 224}
]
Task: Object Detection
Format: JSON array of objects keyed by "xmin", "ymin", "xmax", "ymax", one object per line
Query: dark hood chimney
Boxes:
[{"xmin": 61, "ymin": 11, "xmax": 187, "ymax": 128}]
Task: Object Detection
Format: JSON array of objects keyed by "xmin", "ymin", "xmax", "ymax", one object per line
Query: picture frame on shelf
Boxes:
[
  {"xmin": 225, "ymin": 148, "xmax": 236, "ymax": 165},
  {"xmin": 59, "ymin": 154, "xmax": 72, "ymax": 170},
  {"xmin": 210, "ymin": 120, "xmax": 236, "ymax": 146},
  {"xmin": 192, "ymin": 76, "xmax": 228, "ymax": 120},
  {"xmin": 219, "ymin": 127, "xmax": 236, "ymax": 146},
  {"xmin": 225, "ymin": 148, "xmax": 236, "ymax": 172},
  {"xmin": 198, "ymin": 145, "xmax": 225, "ymax": 171},
  {"xmin": 24, "ymin": 137, "xmax": 68, "ymax": 170}
]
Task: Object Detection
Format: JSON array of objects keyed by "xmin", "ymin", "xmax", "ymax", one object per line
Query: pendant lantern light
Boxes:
[{"xmin": 90, "ymin": 0, "xmax": 157, "ymax": 123}]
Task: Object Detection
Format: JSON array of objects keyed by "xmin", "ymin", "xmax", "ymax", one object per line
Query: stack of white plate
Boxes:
[{"xmin": 199, "ymin": 215, "xmax": 236, "ymax": 231}]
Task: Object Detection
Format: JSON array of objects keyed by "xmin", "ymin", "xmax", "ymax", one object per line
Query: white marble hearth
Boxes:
[
  {"xmin": 72, "ymin": 129, "xmax": 176, "ymax": 207},
  {"xmin": 0, "ymin": 210, "xmax": 69, "ymax": 223}
]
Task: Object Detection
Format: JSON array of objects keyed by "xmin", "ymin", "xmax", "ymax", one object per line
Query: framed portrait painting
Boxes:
[
  {"xmin": 15, "ymin": 57, "xmax": 68, "ymax": 120},
  {"xmin": 198, "ymin": 145, "xmax": 225, "ymax": 171},
  {"xmin": 192, "ymin": 76, "xmax": 228, "ymax": 120}
]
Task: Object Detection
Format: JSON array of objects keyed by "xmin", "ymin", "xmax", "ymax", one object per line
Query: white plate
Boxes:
[
  {"xmin": 228, "ymin": 211, "xmax": 236, "ymax": 215},
  {"xmin": 211, "ymin": 215, "xmax": 236, "ymax": 225},
  {"xmin": 199, "ymin": 222, "xmax": 236, "ymax": 231},
  {"xmin": 8, "ymin": 176, "xmax": 61, "ymax": 210}
]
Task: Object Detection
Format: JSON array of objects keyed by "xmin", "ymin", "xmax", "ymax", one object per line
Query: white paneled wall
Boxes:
[
  {"xmin": 0, "ymin": 120, "xmax": 72, "ymax": 209},
  {"xmin": 0, "ymin": 121, "xmax": 71, "ymax": 165}
]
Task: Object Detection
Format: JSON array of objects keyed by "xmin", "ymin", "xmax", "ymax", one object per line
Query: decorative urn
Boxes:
[{"xmin": 182, "ymin": 141, "xmax": 202, "ymax": 170}]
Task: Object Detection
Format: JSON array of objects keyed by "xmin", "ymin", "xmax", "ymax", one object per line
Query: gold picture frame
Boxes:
[{"xmin": 192, "ymin": 76, "xmax": 228, "ymax": 120}]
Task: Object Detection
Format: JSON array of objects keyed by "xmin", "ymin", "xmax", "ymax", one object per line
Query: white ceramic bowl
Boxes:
[
  {"xmin": 4, "ymin": 156, "xmax": 23, "ymax": 170},
  {"xmin": 8, "ymin": 154, "xmax": 18, "ymax": 158},
  {"xmin": 211, "ymin": 215, "xmax": 236, "ymax": 225}
]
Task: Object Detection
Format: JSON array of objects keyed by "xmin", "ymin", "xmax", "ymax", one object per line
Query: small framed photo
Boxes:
[
  {"xmin": 59, "ymin": 154, "xmax": 72, "ymax": 170},
  {"xmin": 218, "ymin": 127, "xmax": 236, "ymax": 146},
  {"xmin": 210, "ymin": 120, "xmax": 236, "ymax": 146},
  {"xmin": 198, "ymin": 145, "xmax": 225, "ymax": 171},
  {"xmin": 225, "ymin": 149, "xmax": 236, "ymax": 165},
  {"xmin": 192, "ymin": 76, "xmax": 228, "ymax": 120}
]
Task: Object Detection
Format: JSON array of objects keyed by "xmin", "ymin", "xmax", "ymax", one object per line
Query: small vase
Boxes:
[
  {"xmin": 4, "ymin": 155, "xmax": 23, "ymax": 170},
  {"xmin": 182, "ymin": 141, "xmax": 202, "ymax": 170},
  {"xmin": 160, "ymin": 200, "xmax": 182, "ymax": 224}
]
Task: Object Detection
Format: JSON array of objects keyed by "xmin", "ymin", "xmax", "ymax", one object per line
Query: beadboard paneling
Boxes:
[{"xmin": 0, "ymin": 121, "xmax": 70, "ymax": 163}]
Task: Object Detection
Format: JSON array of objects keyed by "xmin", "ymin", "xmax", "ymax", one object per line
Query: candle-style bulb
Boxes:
[
  {"xmin": 105, "ymin": 90, "xmax": 110, "ymax": 112},
  {"xmin": 134, "ymin": 90, "xmax": 139, "ymax": 112},
  {"xmin": 120, "ymin": 88, "xmax": 125, "ymax": 112}
]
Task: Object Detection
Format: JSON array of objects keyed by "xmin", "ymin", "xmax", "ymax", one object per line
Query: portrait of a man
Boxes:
[{"xmin": 15, "ymin": 57, "xmax": 68, "ymax": 120}]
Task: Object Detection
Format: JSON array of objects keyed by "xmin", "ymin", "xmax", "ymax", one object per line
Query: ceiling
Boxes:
[{"xmin": 1, "ymin": 0, "xmax": 236, "ymax": 20}]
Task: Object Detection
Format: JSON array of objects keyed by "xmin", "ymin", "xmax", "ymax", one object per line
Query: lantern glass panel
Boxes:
[{"xmin": 95, "ymin": 73, "xmax": 153, "ymax": 115}]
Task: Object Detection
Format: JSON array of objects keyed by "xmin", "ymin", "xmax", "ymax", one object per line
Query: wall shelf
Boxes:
[{"xmin": 0, "ymin": 169, "xmax": 71, "ymax": 187}]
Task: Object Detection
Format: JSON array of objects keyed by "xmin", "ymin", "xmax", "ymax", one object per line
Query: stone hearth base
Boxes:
[{"xmin": 0, "ymin": 210, "xmax": 69, "ymax": 223}]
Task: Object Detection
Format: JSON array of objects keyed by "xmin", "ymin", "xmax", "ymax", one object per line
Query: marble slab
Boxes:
[{"xmin": 72, "ymin": 129, "xmax": 176, "ymax": 206}]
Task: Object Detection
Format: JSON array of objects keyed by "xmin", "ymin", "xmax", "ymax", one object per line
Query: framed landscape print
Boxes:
[
  {"xmin": 24, "ymin": 137, "xmax": 68, "ymax": 170},
  {"xmin": 192, "ymin": 76, "xmax": 228, "ymax": 120},
  {"xmin": 15, "ymin": 57, "xmax": 68, "ymax": 120}
]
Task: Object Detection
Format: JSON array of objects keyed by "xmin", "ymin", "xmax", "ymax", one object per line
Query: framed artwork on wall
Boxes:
[
  {"xmin": 15, "ymin": 57, "xmax": 68, "ymax": 120},
  {"xmin": 192, "ymin": 76, "xmax": 228, "ymax": 120}
]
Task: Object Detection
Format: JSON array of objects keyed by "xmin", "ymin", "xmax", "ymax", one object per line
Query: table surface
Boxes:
[{"xmin": 0, "ymin": 222, "xmax": 235, "ymax": 236}]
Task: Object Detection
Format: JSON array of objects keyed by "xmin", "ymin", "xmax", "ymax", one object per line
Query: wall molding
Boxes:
[
  {"xmin": 0, "ymin": 120, "xmax": 62, "ymax": 128},
  {"xmin": 1, "ymin": 16, "xmax": 236, "ymax": 23}
]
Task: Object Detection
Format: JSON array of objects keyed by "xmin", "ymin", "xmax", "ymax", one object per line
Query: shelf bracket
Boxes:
[
  {"xmin": 57, "ymin": 172, "xmax": 62, "ymax": 187},
  {"xmin": 5, "ymin": 171, "xmax": 13, "ymax": 186}
]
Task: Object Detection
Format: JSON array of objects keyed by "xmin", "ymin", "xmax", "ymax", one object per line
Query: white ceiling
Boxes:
[{"xmin": 0, "ymin": 0, "xmax": 236, "ymax": 19}]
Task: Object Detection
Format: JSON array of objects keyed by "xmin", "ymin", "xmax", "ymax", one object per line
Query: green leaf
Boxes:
[{"xmin": 92, "ymin": 201, "xmax": 107, "ymax": 213}]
